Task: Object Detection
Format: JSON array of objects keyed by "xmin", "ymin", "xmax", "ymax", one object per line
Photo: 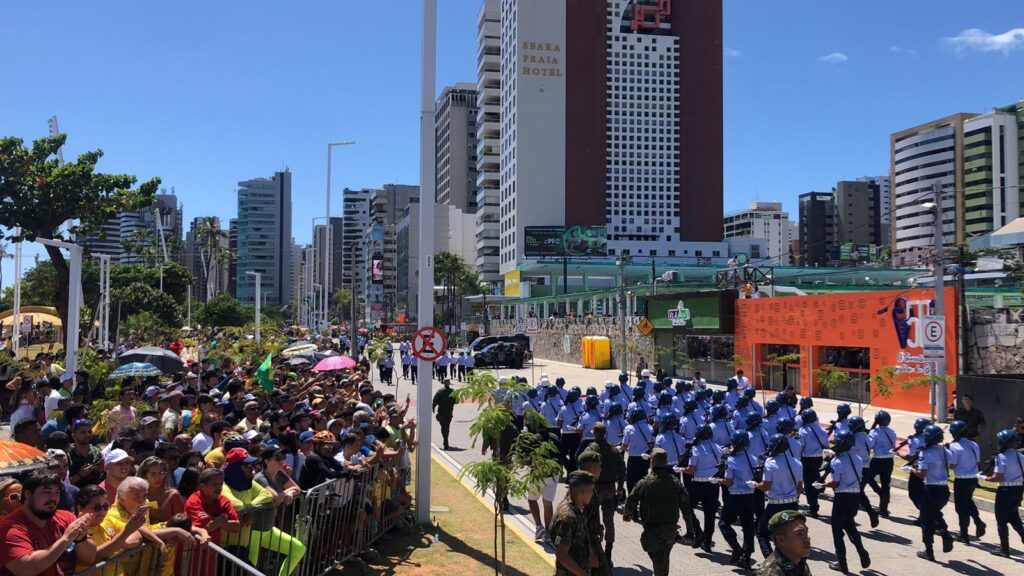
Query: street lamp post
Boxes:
[
  {"xmin": 926, "ymin": 181, "xmax": 948, "ymax": 423},
  {"xmin": 247, "ymin": 271, "xmax": 262, "ymax": 343},
  {"xmin": 617, "ymin": 256, "xmax": 629, "ymax": 374},
  {"xmin": 326, "ymin": 141, "xmax": 356, "ymax": 335},
  {"xmin": 652, "ymin": 270, "xmax": 677, "ymax": 296}
]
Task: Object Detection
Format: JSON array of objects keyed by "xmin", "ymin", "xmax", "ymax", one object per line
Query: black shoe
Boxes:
[
  {"xmin": 701, "ymin": 540, "xmax": 713, "ymax": 553},
  {"xmin": 917, "ymin": 549, "xmax": 935, "ymax": 562},
  {"xmin": 857, "ymin": 547, "xmax": 871, "ymax": 569},
  {"xmin": 869, "ymin": 513, "xmax": 879, "ymax": 529},
  {"xmin": 976, "ymin": 520, "xmax": 986, "ymax": 539},
  {"xmin": 739, "ymin": 554, "xmax": 754, "ymax": 570},
  {"xmin": 828, "ymin": 560, "xmax": 848, "ymax": 573},
  {"xmin": 942, "ymin": 532, "xmax": 954, "ymax": 553},
  {"xmin": 730, "ymin": 548, "xmax": 742, "ymax": 565},
  {"xmin": 879, "ymin": 508, "xmax": 890, "ymax": 518},
  {"xmin": 809, "ymin": 509, "xmax": 820, "ymax": 519},
  {"xmin": 994, "ymin": 547, "xmax": 1011, "ymax": 558}
]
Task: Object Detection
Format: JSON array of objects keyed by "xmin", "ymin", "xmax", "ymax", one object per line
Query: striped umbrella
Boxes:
[
  {"xmin": 109, "ymin": 362, "xmax": 162, "ymax": 380},
  {"xmin": 0, "ymin": 441, "xmax": 52, "ymax": 475}
]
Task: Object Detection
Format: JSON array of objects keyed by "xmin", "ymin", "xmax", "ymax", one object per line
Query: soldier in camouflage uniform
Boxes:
[
  {"xmin": 623, "ymin": 448, "xmax": 696, "ymax": 576},
  {"xmin": 577, "ymin": 450, "xmax": 610, "ymax": 576},
  {"xmin": 550, "ymin": 470, "xmax": 599, "ymax": 576},
  {"xmin": 580, "ymin": 422, "xmax": 626, "ymax": 568},
  {"xmin": 758, "ymin": 510, "xmax": 812, "ymax": 576}
]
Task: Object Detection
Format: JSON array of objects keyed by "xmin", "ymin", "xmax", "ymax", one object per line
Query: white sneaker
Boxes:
[{"xmin": 534, "ymin": 525, "xmax": 546, "ymax": 543}]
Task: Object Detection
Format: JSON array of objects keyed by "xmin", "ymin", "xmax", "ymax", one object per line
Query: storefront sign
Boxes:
[{"xmin": 668, "ymin": 300, "xmax": 691, "ymax": 327}]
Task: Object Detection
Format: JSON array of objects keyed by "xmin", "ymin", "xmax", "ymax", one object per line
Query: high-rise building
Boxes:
[
  {"xmin": 834, "ymin": 180, "xmax": 887, "ymax": 247},
  {"xmin": 81, "ymin": 192, "xmax": 183, "ymax": 265},
  {"xmin": 397, "ymin": 203, "xmax": 477, "ymax": 321},
  {"xmin": 722, "ymin": 202, "xmax": 795, "ymax": 265},
  {"xmin": 890, "ymin": 114, "xmax": 975, "ymax": 267},
  {"xmin": 857, "ymin": 176, "xmax": 891, "ymax": 225},
  {"xmin": 290, "ymin": 240, "xmax": 303, "ymax": 312},
  {"xmin": 798, "ymin": 192, "xmax": 835, "ymax": 266},
  {"xmin": 436, "ymin": 84, "xmax": 479, "ymax": 213},
  {"xmin": 341, "ymin": 189, "xmax": 372, "ymax": 296},
  {"xmin": 311, "ymin": 217, "xmax": 345, "ymax": 297},
  {"xmin": 963, "ymin": 111, "xmax": 1021, "ymax": 237},
  {"xmin": 497, "ymin": 0, "xmax": 723, "ymax": 274},
  {"xmin": 235, "ymin": 171, "xmax": 293, "ymax": 306},
  {"xmin": 474, "ymin": 0, "xmax": 502, "ymax": 285},
  {"xmin": 227, "ymin": 219, "xmax": 238, "ymax": 298},
  {"xmin": 364, "ymin": 185, "xmax": 419, "ymax": 321}
]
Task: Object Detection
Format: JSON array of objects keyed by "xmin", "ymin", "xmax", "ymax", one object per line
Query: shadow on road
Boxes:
[
  {"xmin": 946, "ymin": 559, "xmax": 1021, "ymax": 575},
  {"xmin": 860, "ymin": 529, "xmax": 914, "ymax": 546},
  {"xmin": 370, "ymin": 532, "xmax": 434, "ymax": 576},
  {"xmin": 609, "ymin": 565, "xmax": 654, "ymax": 576}
]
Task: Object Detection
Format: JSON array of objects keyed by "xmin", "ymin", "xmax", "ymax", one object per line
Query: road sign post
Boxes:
[{"xmin": 412, "ymin": 326, "xmax": 448, "ymax": 362}]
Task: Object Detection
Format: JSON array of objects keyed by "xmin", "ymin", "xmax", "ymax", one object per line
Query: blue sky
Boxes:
[{"xmin": 1, "ymin": 1, "xmax": 1023, "ymax": 288}]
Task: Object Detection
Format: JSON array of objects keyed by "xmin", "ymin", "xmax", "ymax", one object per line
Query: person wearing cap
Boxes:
[
  {"xmin": 139, "ymin": 415, "xmax": 163, "ymax": 445},
  {"xmin": 580, "ymin": 423, "xmax": 624, "ymax": 567},
  {"xmin": 161, "ymin": 390, "xmax": 184, "ymax": 439},
  {"xmin": 100, "ymin": 449, "xmax": 134, "ymax": 505},
  {"xmin": 550, "ymin": 470, "xmax": 598, "ymax": 576},
  {"xmin": 206, "ymin": 433, "xmax": 246, "ymax": 469},
  {"xmin": 299, "ymin": 431, "xmax": 348, "ymax": 490},
  {"xmin": 623, "ymin": 447, "xmax": 695, "ymax": 576},
  {"xmin": 432, "ymin": 379, "xmax": 458, "ymax": 451},
  {"xmin": 758, "ymin": 510, "xmax": 811, "ymax": 576},
  {"xmin": 576, "ymin": 451, "xmax": 610, "ymax": 575}
]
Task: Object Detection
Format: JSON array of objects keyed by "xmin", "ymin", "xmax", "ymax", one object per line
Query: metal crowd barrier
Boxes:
[{"xmin": 73, "ymin": 460, "xmax": 412, "ymax": 576}]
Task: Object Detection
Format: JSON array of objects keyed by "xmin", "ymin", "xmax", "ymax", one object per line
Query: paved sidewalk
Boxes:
[{"xmin": 384, "ymin": 361, "xmax": 1022, "ymax": 575}]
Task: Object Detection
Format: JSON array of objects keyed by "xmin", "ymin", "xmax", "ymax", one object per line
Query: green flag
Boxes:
[{"xmin": 257, "ymin": 353, "xmax": 274, "ymax": 393}]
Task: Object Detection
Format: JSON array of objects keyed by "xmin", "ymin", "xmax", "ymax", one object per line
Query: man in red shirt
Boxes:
[
  {"xmin": 184, "ymin": 467, "xmax": 240, "ymax": 544},
  {"xmin": 0, "ymin": 469, "xmax": 97, "ymax": 576}
]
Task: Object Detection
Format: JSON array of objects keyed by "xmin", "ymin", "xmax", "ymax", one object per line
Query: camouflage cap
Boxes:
[
  {"xmin": 567, "ymin": 470, "xmax": 596, "ymax": 486},
  {"xmin": 767, "ymin": 510, "xmax": 806, "ymax": 532},
  {"xmin": 650, "ymin": 447, "xmax": 668, "ymax": 463},
  {"xmin": 577, "ymin": 450, "xmax": 601, "ymax": 466}
]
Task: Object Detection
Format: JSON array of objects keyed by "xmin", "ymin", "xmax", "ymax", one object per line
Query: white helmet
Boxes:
[{"xmin": 641, "ymin": 369, "xmax": 651, "ymax": 378}]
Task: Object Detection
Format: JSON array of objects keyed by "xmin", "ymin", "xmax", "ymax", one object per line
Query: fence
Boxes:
[{"xmin": 72, "ymin": 461, "xmax": 409, "ymax": 576}]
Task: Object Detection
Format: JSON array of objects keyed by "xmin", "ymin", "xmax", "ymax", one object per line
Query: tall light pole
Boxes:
[
  {"xmin": 247, "ymin": 271, "xmax": 261, "ymax": 343},
  {"xmin": 926, "ymin": 181, "xmax": 948, "ymax": 423},
  {"xmin": 415, "ymin": 0, "xmax": 437, "ymax": 526},
  {"xmin": 617, "ymin": 256, "xmax": 629, "ymax": 376},
  {"xmin": 326, "ymin": 141, "xmax": 356, "ymax": 335},
  {"xmin": 312, "ymin": 216, "xmax": 327, "ymax": 331}
]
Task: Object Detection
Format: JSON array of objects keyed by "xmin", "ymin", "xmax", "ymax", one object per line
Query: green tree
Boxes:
[
  {"xmin": 0, "ymin": 260, "xmax": 59, "ymax": 310},
  {"xmin": 331, "ymin": 288, "xmax": 353, "ymax": 322},
  {"xmin": 0, "ymin": 133, "xmax": 159, "ymax": 332},
  {"xmin": 111, "ymin": 282, "xmax": 180, "ymax": 330},
  {"xmin": 120, "ymin": 311, "xmax": 171, "ymax": 345},
  {"xmin": 197, "ymin": 295, "xmax": 249, "ymax": 328},
  {"xmin": 196, "ymin": 216, "xmax": 231, "ymax": 301}
]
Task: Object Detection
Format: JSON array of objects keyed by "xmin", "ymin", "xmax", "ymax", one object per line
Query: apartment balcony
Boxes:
[
  {"xmin": 476, "ymin": 169, "xmax": 499, "ymax": 188},
  {"xmin": 475, "ymin": 137, "xmax": 499, "ymax": 157}
]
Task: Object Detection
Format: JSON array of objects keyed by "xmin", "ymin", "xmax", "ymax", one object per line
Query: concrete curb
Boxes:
[{"xmin": 429, "ymin": 443, "xmax": 556, "ymax": 567}]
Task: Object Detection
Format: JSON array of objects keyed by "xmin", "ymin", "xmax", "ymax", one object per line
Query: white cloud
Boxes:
[
  {"xmin": 890, "ymin": 45, "xmax": 918, "ymax": 57},
  {"xmin": 945, "ymin": 27, "xmax": 1024, "ymax": 54},
  {"xmin": 818, "ymin": 52, "xmax": 848, "ymax": 64},
  {"xmin": 724, "ymin": 46, "xmax": 742, "ymax": 58}
]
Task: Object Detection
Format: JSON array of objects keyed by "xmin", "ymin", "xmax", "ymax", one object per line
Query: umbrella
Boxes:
[
  {"xmin": 282, "ymin": 343, "xmax": 318, "ymax": 358},
  {"xmin": 308, "ymin": 349, "xmax": 340, "ymax": 361},
  {"xmin": 117, "ymin": 346, "xmax": 184, "ymax": 374},
  {"xmin": 0, "ymin": 441, "xmax": 52, "ymax": 475},
  {"xmin": 286, "ymin": 357, "xmax": 311, "ymax": 367},
  {"xmin": 110, "ymin": 362, "xmax": 162, "ymax": 380},
  {"xmin": 312, "ymin": 356, "xmax": 357, "ymax": 372}
]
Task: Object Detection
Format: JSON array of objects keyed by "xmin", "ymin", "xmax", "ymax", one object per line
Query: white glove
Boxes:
[
  {"xmin": 901, "ymin": 465, "xmax": 914, "ymax": 473},
  {"xmin": 812, "ymin": 482, "xmax": 825, "ymax": 490},
  {"xmin": 672, "ymin": 467, "xmax": 685, "ymax": 474},
  {"xmin": 641, "ymin": 453, "xmax": 651, "ymax": 461},
  {"xmin": 710, "ymin": 478, "xmax": 721, "ymax": 485},
  {"xmin": 745, "ymin": 480, "xmax": 757, "ymax": 489},
  {"xmin": 976, "ymin": 473, "xmax": 988, "ymax": 482},
  {"xmin": 822, "ymin": 449, "xmax": 835, "ymax": 458}
]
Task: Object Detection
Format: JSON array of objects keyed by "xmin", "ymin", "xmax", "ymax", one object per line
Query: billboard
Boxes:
[
  {"xmin": 371, "ymin": 258, "xmax": 384, "ymax": 283},
  {"xmin": 646, "ymin": 292, "xmax": 727, "ymax": 331},
  {"xmin": 368, "ymin": 225, "xmax": 384, "ymax": 256},
  {"xmin": 839, "ymin": 243, "xmax": 877, "ymax": 262},
  {"xmin": 523, "ymin": 226, "xmax": 607, "ymax": 258}
]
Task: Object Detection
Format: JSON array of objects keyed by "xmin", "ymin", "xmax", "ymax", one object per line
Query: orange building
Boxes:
[{"xmin": 734, "ymin": 288, "xmax": 958, "ymax": 413}]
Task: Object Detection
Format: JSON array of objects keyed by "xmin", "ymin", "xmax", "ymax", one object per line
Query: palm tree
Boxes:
[
  {"xmin": 0, "ymin": 241, "xmax": 13, "ymax": 291},
  {"xmin": 196, "ymin": 217, "xmax": 228, "ymax": 301}
]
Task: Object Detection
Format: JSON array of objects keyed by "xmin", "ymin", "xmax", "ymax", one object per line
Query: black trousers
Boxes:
[
  {"xmin": 952, "ymin": 478, "xmax": 981, "ymax": 534},
  {"xmin": 458, "ymin": 365, "xmax": 466, "ymax": 381},
  {"xmin": 801, "ymin": 456, "xmax": 823, "ymax": 513},
  {"xmin": 689, "ymin": 481, "xmax": 720, "ymax": 545},
  {"xmin": 758, "ymin": 502, "xmax": 795, "ymax": 557},
  {"xmin": 719, "ymin": 491, "xmax": 756, "ymax": 555},
  {"xmin": 437, "ymin": 415, "xmax": 453, "ymax": 447},
  {"xmin": 832, "ymin": 493, "xmax": 865, "ymax": 561},
  {"xmin": 921, "ymin": 484, "xmax": 950, "ymax": 548},
  {"xmin": 626, "ymin": 455, "xmax": 648, "ymax": 494},
  {"xmin": 866, "ymin": 457, "xmax": 893, "ymax": 512},
  {"xmin": 908, "ymin": 473, "xmax": 924, "ymax": 511},
  {"xmin": 858, "ymin": 468, "xmax": 877, "ymax": 518},
  {"xmin": 402, "ymin": 364, "xmax": 409, "ymax": 378},
  {"xmin": 560, "ymin": 432, "xmax": 581, "ymax": 475},
  {"xmin": 995, "ymin": 485, "xmax": 1024, "ymax": 549}
]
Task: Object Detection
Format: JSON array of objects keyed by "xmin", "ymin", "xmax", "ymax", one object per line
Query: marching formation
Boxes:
[{"xmin": 485, "ymin": 368, "xmax": 1024, "ymax": 575}]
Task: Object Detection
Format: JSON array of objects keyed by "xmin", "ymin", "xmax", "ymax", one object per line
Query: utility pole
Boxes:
[
  {"xmin": 247, "ymin": 271, "xmax": 262, "ymax": 343},
  {"xmin": 617, "ymin": 255, "xmax": 629, "ymax": 374},
  {"xmin": 931, "ymin": 181, "xmax": 948, "ymax": 423}
]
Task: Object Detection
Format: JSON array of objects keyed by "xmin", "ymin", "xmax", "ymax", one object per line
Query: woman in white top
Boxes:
[{"xmin": 8, "ymin": 380, "xmax": 36, "ymax": 437}]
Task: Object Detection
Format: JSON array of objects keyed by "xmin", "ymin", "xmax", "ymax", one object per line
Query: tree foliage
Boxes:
[
  {"xmin": 111, "ymin": 282, "xmax": 180, "ymax": 329},
  {"xmin": 120, "ymin": 311, "xmax": 172, "ymax": 345},
  {"xmin": 0, "ymin": 133, "xmax": 159, "ymax": 330},
  {"xmin": 197, "ymin": 295, "xmax": 249, "ymax": 328},
  {"xmin": 0, "ymin": 260, "xmax": 58, "ymax": 310}
]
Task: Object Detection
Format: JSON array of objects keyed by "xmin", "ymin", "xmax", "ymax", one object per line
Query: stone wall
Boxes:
[
  {"xmin": 490, "ymin": 318, "xmax": 653, "ymax": 370},
  {"xmin": 967, "ymin": 307, "xmax": 1024, "ymax": 374}
]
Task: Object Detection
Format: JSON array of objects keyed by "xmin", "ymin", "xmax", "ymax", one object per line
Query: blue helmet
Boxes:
[
  {"xmin": 653, "ymin": 381, "xmax": 665, "ymax": 394},
  {"xmin": 726, "ymin": 377, "xmax": 738, "ymax": 391},
  {"xmin": 848, "ymin": 416, "xmax": 866, "ymax": 434},
  {"xmin": 833, "ymin": 430, "xmax": 855, "ymax": 453},
  {"xmin": 948, "ymin": 420, "xmax": 967, "ymax": 440},
  {"xmin": 767, "ymin": 434, "xmax": 790, "ymax": 456},
  {"xmin": 585, "ymin": 396, "xmax": 599, "ymax": 411},
  {"xmin": 675, "ymin": 381, "xmax": 689, "ymax": 394},
  {"xmin": 765, "ymin": 400, "xmax": 780, "ymax": 416},
  {"xmin": 775, "ymin": 392, "xmax": 788, "ymax": 405},
  {"xmin": 661, "ymin": 413, "xmax": 680, "ymax": 430},
  {"xmin": 836, "ymin": 403, "xmax": 852, "ymax": 418},
  {"xmin": 566, "ymin": 390, "xmax": 581, "ymax": 404},
  {"xmin": 607, "ymin": 403, "xmax": 623, "ymax": 417},
  {"xmin": 743, "ymin": 388, "xmax": 757, "ymax": 400},
  {"xmin": 997, "ymin": 428, "xmax": 1019, "ymax": 452},
  {"xmin": 735, "ymin": 395, "xmax": 751, "ymax": 410},
  {"xmin": 682, "ymin": 400, "xmax": 698, "ymax": 414},
  {"xmin": 632, "ymin": 387, "xmax": 645, "ymax": 401},
  {"xmin": 629, "ymin": 407, "xmax": 648, "ymax": 423},
  {"xmin": 745, "ymin": 411, "xmax": 763, "ymax": 429},
  {"xmin": 570, "ymin": 385, "xmax": 581, "ymax": 396},
  {"xmin": 776, "ymin": 417, "xmax": 796, "ymax": 435},
  {"xmin": 544, "ymin": 386, "xmax": 560, "ymax": 400},
  {"xmin": 662, "ymin": 377, "xmax": 674, "ymax": 387},
  {"xmin": 873, "ymin": 410, "xmax": 891, "ymax": 427},
  {"xmin": 923, "ymin": 425, "xmax": 944, "ymax": 446},
  {"xmin": 696, "ymin": 389, "xmax": 713, "ymax": 402},
  {"xmin": 711, "ymin": 404, "xmax": 729, "ymax": 422},
  {"xmin": 913, "ymin": 417, "xmax": 931, "ymax": 434},
  {"xmin": 712, "ymin": 390, "xmax": 726, "ymax": 404},
  {"xmin": 658, "ymin": 390, "xmax": 674, "ymax": 407},
  {"xmin": 800, "ymin": 409, "xmax": 818, "ymax": 425},
  {"xmin": 585, "ymin": 386, "xmax": 598, "ymax": 397},
  {"xmin": 730, "ymin": 430, "xmax": 750, "ymax": 451},
  {"xmin": 798, "ymin": 396, "xmax": 813, "ymax": 410},
  {"xmin": 608, "ymin": 384, "xmax": 621, "ymax": 398},
  {"xmin": 695, "ymin": 424, "xmax": 714, "ymax": 442},
  {"xmin": 526, "ymin": 388, "xmax": 538, "ymax": 399},
  {"xmin": 618, "ymin": 372, "xmax": 629, "ymax": 383},
  {"xmin": 635, "ymin": 380, "xmax": 647, "ymax": 393}
]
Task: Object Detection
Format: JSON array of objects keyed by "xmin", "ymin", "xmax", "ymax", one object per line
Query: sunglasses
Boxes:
[{"xmin": 5, "ymin": 492, "xmax": 20, "ymax": 502}]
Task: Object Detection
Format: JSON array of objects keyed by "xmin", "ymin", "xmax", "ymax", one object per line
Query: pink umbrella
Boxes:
[{"xmin": 312, "ymin": 355, "xmax": 357, "ymax": 372}]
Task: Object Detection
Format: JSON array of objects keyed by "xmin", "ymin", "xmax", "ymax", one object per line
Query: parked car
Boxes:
[
  {"xmin": 468, "ymin": 335, "xmax": 501, "ymax": 353},
  {"xmin": 474, "ymin": 342, "xmax": 527, "ymax": 369}
]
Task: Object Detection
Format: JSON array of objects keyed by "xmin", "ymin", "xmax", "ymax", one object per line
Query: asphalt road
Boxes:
[{"xmin": 382, "ymin": 358, "xmax": 1023, "ymax": 576}]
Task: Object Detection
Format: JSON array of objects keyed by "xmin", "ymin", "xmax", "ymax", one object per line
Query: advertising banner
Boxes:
[{"xmin": 524, "ymin": 226, "xmax": 607, "ymax": 258}]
